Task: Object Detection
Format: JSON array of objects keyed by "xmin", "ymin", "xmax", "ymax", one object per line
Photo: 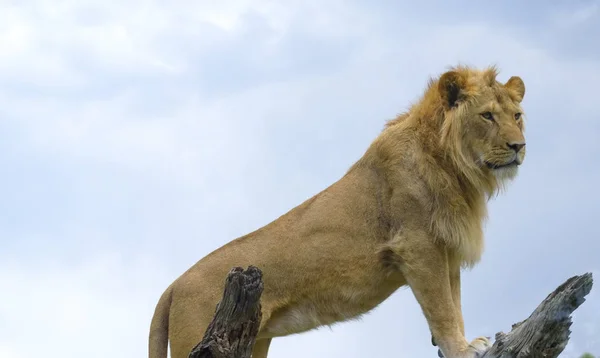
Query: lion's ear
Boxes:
[
  {"xmin": 505, "ymin": 76, "xmax": 525, "ymax": 103},
  {"xmin": 438, "ymin": 71, "xmax": 467, "ymax": 108}
]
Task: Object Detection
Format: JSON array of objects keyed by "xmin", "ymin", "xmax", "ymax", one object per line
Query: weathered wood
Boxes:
[
  {"xmin": 477, "ymin": 272, "xmax": 593, "ymax": 358},
  {"xmin": 188, "ymin": 266, "xmax": 264, "ymax": 358}
]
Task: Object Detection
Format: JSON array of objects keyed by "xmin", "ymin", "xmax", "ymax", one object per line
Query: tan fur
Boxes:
[{"xmin": 148, "ymin": 65, "xmax": 527, "ymax": 358}]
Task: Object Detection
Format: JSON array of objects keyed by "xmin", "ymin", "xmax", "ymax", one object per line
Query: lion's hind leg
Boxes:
[{"xmin": 252, "ymin": 338, "xmax": 272, "ymax": 358}]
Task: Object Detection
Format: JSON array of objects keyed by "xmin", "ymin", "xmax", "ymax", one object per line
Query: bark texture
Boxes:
[
  {"xmin": 188, "ymin": 266, "xmax": 263, "ymax": 358},
  {"xmin": 479, "ymin": 273, "xmax": 593, "ymax": 358}
]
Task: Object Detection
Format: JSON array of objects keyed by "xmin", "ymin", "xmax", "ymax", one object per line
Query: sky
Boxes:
[{"xmin": 1, "ymin": 0, "xmax": 599, "ymax": 357}]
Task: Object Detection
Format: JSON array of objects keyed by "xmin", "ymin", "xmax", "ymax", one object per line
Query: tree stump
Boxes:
[{"xmin": 188, "ymin": 266, "xmax": 264, "ymax": 358}]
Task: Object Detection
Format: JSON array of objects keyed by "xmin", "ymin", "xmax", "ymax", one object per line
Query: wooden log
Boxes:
[{"xmin": 188, "ymin": 266, "xmax": 264, "ymax": 358}]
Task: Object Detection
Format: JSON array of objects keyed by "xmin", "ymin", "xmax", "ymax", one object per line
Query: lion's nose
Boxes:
[{"xmin": 507, "ymin": 141, "xmax": 526, "ymax": 153}]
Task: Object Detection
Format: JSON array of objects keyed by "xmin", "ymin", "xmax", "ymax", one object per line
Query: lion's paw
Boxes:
[
  {"xmin": 437, "ymin": 336, "xmax": 492, "ymax": 358},
  {"xmin": 468, "ymin": 336, "xmax": 492, "ymax": 357}
]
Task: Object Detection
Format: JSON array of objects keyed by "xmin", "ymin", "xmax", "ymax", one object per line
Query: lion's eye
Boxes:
[
  {"xmin": 514, "ymin": 113, "xmax": 522, "ymax": 120},
  {"xmin": 480, "ymin": 112, "xmax": 494, "ymax": 120}
]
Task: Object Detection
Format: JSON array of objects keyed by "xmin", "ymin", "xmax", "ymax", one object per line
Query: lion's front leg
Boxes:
[
  {"xmin": 449, "ymin": 254, "xmax": 465, "ymax": 336},
  {"xmin": 393, "ymin": 231, "xmax": 490, "ymax": 358},
  {"xmin": 431, "ymin": 262, "xmax": 464, "ymax": 349},
  {"xmin": 432, "ymin": 257, "xmax": 474, "ymax": 356}
]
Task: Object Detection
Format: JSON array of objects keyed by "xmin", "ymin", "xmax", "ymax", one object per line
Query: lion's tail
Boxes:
[{"xmin": 149, "ymin": 284, "xmax": 173, "ymax": 358}]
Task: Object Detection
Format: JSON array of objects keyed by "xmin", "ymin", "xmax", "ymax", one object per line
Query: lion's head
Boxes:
[
  {"xmin": 377, "ymin": 65, "xmax": 527, "ymax": 264},
  {"xmin": 435, "ymin": 66, "xmax": 526, "ymax": 186}
]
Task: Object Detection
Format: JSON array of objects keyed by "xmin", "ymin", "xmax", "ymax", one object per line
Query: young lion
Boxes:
[{"xmin": 149, "ymin": 65, "xmax": 527, "ymax": 358}]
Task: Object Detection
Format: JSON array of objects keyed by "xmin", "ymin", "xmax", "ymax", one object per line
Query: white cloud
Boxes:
[{"xmin": 0, "ymin": 0, "xmax": 376, "ymax": 82}]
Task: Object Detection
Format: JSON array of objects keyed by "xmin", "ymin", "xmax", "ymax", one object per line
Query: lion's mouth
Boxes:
[{"xmin": 486, "ymin": 160, "xmax": 519, "ymax": 170}]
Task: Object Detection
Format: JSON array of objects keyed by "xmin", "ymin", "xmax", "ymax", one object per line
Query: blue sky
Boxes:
[{"xmin": 1, "ymin": 0, "xmax": 599, "ymax": 357}]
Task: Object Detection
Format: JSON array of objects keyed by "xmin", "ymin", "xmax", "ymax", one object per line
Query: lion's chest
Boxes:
[{"xmin": 431, "ymin": 200, "xmax": 487, "ymax": 266}]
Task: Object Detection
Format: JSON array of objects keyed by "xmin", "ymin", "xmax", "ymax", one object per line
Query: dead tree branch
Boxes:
[
  {"xmin": 188, "ymin": 266, "xmax": 263, "ymax": 358},
  {"xmin": 479, "ymin": 272, "xmax": 593, "ymax": 358}
]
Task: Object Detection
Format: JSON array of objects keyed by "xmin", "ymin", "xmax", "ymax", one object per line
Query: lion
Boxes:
[{"xmin": 148, "ymin": 65, "xmax": 527, "ymax": 358}]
